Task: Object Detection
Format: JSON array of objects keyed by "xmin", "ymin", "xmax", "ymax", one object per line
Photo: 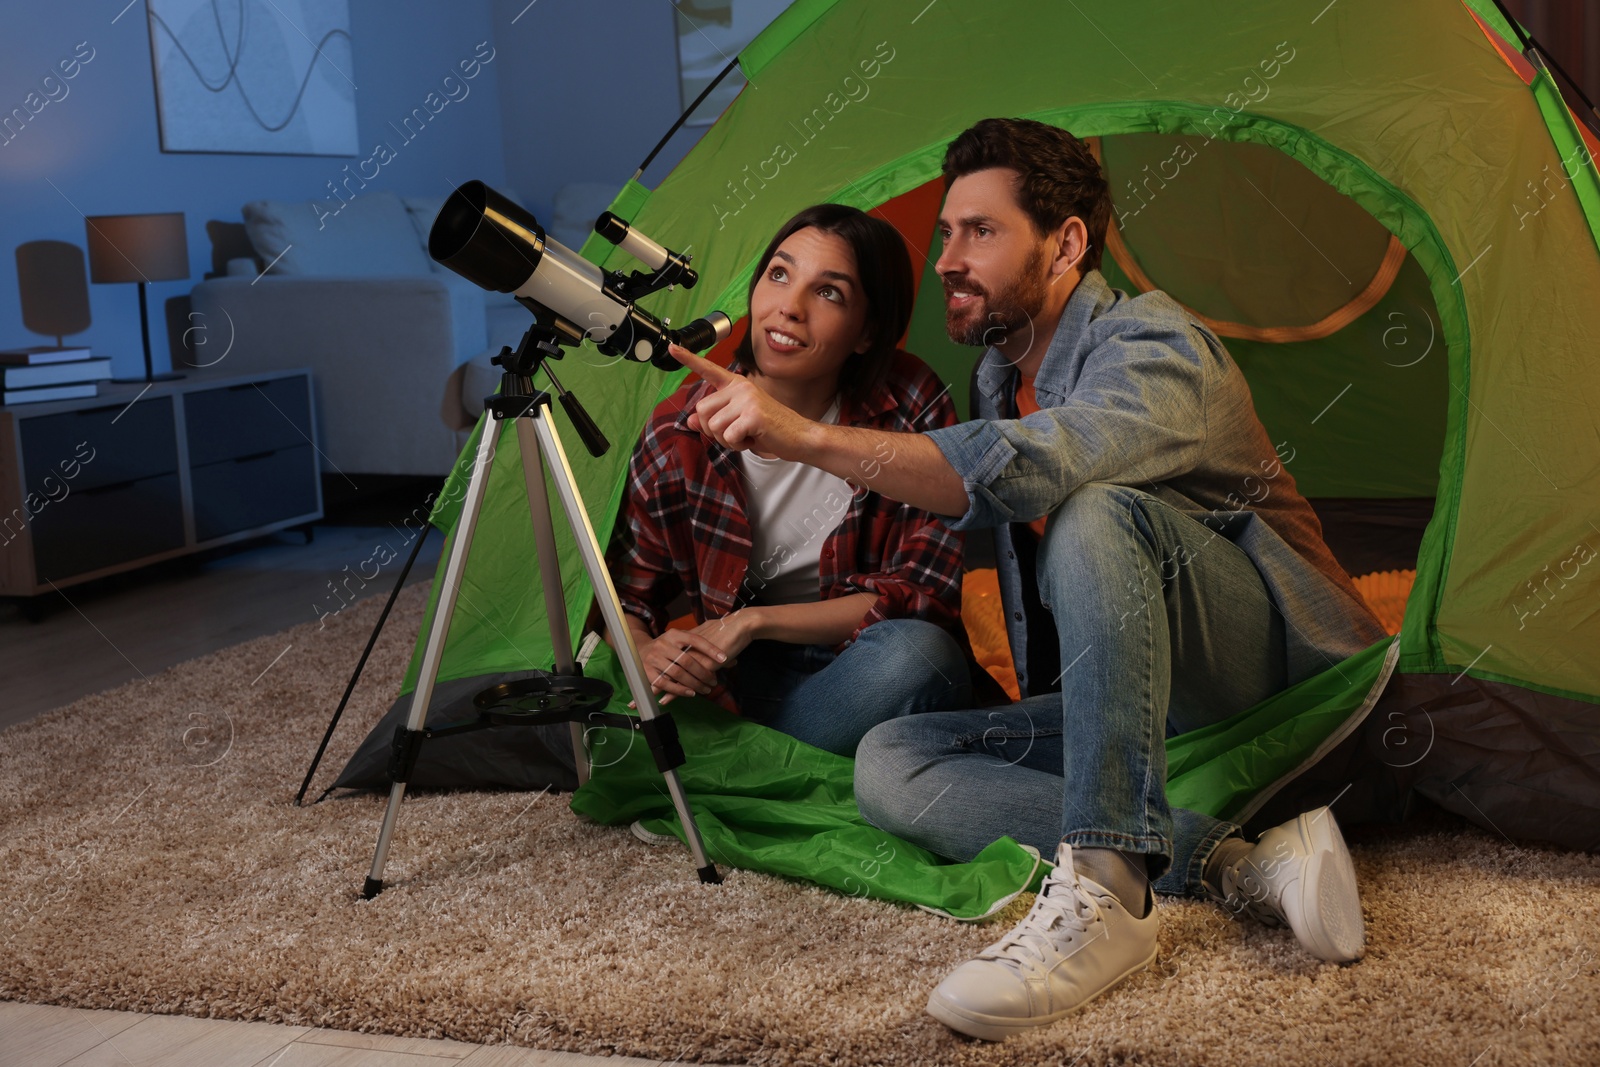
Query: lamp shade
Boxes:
[
  {"xmin": 16, "ymin": 240, "xmax": 91, "ymax": 339},
  {"xmin": 85, "ymin": 212, "xmax": 190, "ymax": 284}
]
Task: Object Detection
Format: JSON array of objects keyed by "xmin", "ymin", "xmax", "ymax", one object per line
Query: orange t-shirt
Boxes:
[{"xmin": 1014, "ymin": 375, "xmax": 1049, "ymax": 541}]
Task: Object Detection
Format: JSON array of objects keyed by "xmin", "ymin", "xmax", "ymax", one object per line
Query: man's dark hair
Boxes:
[
  {"xmin": 731, "ymin": 203, "xmax": 914, "ymax": 403},
  {"xmin": 942, "ymin": 117, "xmax": 1111, "ymax": 272}
]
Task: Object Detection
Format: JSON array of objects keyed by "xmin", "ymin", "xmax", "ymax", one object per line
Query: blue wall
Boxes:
[
  {"xmin": 490, "ymin": 0, "xmax": 710, "ymax": 221},
  {"xmin": 0, "ymin": 1, "xmax": 509, "ymax": 377}
]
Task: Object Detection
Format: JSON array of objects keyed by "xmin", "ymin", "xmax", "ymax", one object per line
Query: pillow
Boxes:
[{"xmin": 242, "ymin": 190, "xmax": 434, "ymax": 277}]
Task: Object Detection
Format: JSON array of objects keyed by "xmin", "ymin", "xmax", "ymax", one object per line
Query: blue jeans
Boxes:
[
  {"xmin": 735, "ymin": 618, "xmax": 972, "ymax": 756},
  {"xmin": 854, "ymin": 483, "xmax": 1288, "ymax": 895}
]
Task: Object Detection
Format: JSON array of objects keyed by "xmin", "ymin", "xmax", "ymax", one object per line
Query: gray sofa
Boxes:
[{"xmin": 188, "ymin": 185, "xmax": 616, "ymax": 476}]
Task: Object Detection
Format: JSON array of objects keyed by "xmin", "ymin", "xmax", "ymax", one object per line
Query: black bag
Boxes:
[{"xmin": 331, "ymin": 670, "xmax": 581, "ymax": 793}]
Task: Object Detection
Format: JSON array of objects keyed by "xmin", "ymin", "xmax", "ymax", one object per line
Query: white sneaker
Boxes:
[
  {"xmin": 926, "ymin": 844, "xmax": 1158, "ymax": 1041},
  {"xmin": 1214, "ymin": 806, "xmax": 1365, "ymax": 963}
]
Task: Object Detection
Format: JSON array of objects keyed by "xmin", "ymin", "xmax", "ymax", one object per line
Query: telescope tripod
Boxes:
[{"xmin": 362, "ymin": 326, "xmax": 721, "ymax": 897}]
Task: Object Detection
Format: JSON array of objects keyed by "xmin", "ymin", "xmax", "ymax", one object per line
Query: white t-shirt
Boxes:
[{"xmin": 740, "ymin": 397, "xmax": 856, "ymax": 606}]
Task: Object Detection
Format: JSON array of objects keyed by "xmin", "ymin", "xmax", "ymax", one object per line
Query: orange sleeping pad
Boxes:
[
  {"xmin": 665, "ymin": 568, "xmax": 1415, "ymax": 706},
  {"xmin": 961, "ymin": 568, "xmax": 1021, "ymax": 701},
  {"xmin": 961, "ymin": 567, "xmax": 1416, "ymax": 703},
  {"xmin": 1349, "ymin": 568, "xmax": 1415, "ymax": 637}
]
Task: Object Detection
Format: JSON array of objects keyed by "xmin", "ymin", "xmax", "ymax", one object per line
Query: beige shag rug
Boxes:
[{"xmin": 3, "ymin": 583, "xmax": 1599, "ymax": 1067}]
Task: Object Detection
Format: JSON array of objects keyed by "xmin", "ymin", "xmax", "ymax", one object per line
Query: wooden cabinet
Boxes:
[{"xmin": 0, "ymin": 369, "xmax": 323, "ymax": 601}]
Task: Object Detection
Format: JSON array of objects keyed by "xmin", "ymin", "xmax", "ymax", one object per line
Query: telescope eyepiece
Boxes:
[
  {"xmin": 652, "ymin": 311, "xmax": 732, "ymax": 370},
  {"xmin": 670, "ymin": 311, "xmax": 732, "ymax": 353}
]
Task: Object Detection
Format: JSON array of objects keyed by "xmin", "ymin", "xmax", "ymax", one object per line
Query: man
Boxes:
[{"xmin": 669, "ymin": 117, "xmax": 1388, "ymax": 1040}]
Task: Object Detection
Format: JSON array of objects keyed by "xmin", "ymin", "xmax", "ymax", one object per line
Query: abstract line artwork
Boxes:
[{"xmin": 147, "ymin": 0, "xmax": 357, "ymax": 155}]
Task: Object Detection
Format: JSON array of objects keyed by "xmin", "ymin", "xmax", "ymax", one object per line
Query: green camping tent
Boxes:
[{"xmin": 399, "ymin": 0, "xmax": 1600, "ymax": 862}]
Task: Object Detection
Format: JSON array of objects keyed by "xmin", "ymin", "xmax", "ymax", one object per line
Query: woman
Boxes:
[{"xmin": 606, "ymin": 203, "xmax": 971, "ymax": 756}]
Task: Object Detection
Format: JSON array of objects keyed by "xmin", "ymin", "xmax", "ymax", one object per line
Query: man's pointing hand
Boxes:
[{"xmin": 666, "ymin": 343, "xmax": 810, "ymax": 458}]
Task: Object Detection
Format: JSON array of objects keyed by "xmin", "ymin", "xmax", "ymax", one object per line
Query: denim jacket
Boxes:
[{"xmin": 925, "ymin": 270, "xmax": 1387, "ymax": 698}]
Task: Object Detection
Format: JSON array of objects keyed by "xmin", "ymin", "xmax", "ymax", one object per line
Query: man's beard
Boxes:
[{"xmin": 943, "ymin": 244, "xmax": 1051, "ymax": 347}]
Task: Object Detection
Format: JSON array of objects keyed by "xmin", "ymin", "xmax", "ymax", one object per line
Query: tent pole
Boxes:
[
  {"xmin": 633, "ymin": 56, "xmax": 741, "ymax": 181},
  {"xmin": 1486, "ymin": 0, "xmax": 1533, "ymax": 50},
  {"xmin": 1485, "ymin": 0, "xmax": 1600, "ymax": 124},
  {"xmin": 1529, "ymin": 49, "xmax": 1600, "ymax": 130},
  {"xmin": 295, "ymin": 523, "xmax": 434, "ymax": 806}
]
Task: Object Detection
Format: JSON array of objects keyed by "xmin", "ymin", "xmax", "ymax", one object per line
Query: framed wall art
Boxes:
[{"xmin": 147, "ymin": 0, "xmax": 358, "ymax": 155}]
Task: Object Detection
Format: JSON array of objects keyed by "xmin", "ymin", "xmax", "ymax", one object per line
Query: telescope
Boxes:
[
  {"xmin": 348, "ymin": 182, "xmax": 734, "ymax": 898},
  {"xmin": 429, "ymin": 181, "xmax": 730, "ymax": 370}
]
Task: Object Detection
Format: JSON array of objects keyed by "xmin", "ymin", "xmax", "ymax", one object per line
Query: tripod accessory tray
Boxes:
[
  {"xmin": 381, "ymin": 671, "xmax": 612, "ymax": 787},
  {"xmin": 477, "ymin": 675, "xmax": 689, "ymax": 774},
  {"xmin": 475, "ymin": 673, "xmax": 613, "ymax": 725}
]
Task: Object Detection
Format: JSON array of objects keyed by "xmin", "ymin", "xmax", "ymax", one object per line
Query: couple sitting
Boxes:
[{"xmin": 604, "ymin": 117, "xmax": 1388, "ymax": 1042}]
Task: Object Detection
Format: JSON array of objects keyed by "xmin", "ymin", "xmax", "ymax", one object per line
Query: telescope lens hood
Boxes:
[{"xmin": 429, "ymin": 180, "xmax": 545, "ymax": 293}]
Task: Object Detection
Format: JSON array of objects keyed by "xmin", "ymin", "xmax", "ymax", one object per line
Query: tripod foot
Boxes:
[
  {"xmin": 362, "ymin": 876, "xmax": 384, "ymax": 900},
  {"xmin": 697, "ymin": 864, "xmax": 723, "ymax": 885}
]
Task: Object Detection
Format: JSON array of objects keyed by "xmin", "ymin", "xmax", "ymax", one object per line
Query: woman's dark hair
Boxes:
[
  {"xmin": 942, "ymin": 117, "xmax": 1111, "ymax": 271},
  {"xmin": 730, "ymin": 203, "xmax": 914, "ymax": 403}
]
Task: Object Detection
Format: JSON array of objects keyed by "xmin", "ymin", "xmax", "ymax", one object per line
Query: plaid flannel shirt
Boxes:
[{"xmin": 608, "ymin": 349, "xmax": 965, "ymax": 652}]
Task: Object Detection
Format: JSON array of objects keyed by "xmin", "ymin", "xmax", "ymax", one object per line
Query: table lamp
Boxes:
[
  {"xmin": 15, "ymin": 240, "xmax": 92, "ymax": 347},
  {"xmin": 85, "ymin": 212, "xmax": 190, "ymax": 383}
]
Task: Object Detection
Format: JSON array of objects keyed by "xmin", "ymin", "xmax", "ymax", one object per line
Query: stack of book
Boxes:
[{"xmin": 0, "ymin": 346, "xmax": 114, "ymax": 406}]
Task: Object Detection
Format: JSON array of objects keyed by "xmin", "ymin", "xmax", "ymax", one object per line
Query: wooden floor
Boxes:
[
  {"xmin": 0, "ymin": 1002, "xmax": 676, "ymax": 1067},
  {"xmin": 0, "ymin": 525, "xmax": 717, "ymax": 1066},
  {"xmin": 0, "ymin": 524, "xmax": 442, "ymax": 732}
]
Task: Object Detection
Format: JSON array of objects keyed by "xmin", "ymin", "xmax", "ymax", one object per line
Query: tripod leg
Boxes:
[
  {"xmin": 362, "ymin": 421, "xmax": 500, "ymax": 899},
  {"xmin": 527, "ymin": 409, "xmax": 721, "ymax": 883},
  {"xmin": 512, "ymin": 419, "xmax": 590, "ymax": 787}
]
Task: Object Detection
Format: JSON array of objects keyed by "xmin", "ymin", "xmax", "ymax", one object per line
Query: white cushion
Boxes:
[
  {"xmin": 243, "ymin": 190, "xmax": 433, "ymax": 277},
  {"xmin": 433, "ymin": 273, "xmax": 489, "ymax": 369},
  {"xmin": 401, "ymin": 195, "xmax": 447, "ymax": 269}
]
